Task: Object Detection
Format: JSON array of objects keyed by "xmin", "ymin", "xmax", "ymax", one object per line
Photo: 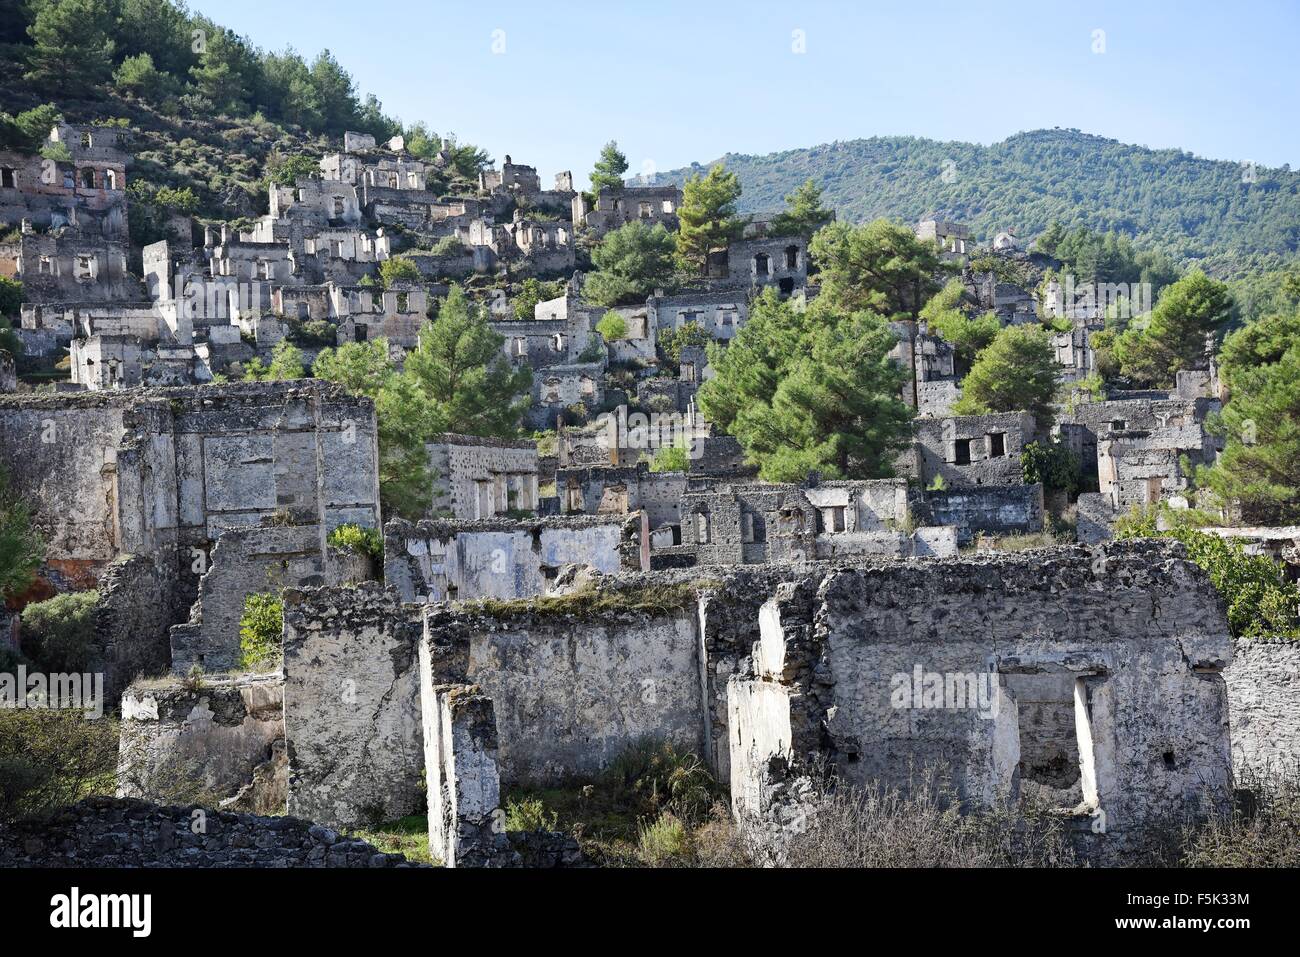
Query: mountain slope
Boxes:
[{"xmin": 659, "ymin": 129, "xmax": 1300, "ymax": 277}]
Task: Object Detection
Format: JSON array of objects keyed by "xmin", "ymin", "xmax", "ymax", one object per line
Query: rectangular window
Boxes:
[
  {"xmin": 954, "ymin": 438, "xmax": 972, "ymax": 465},
  {"xmin": 989, "ymin": 433, "xmax": 1006, "ymax": 458}
]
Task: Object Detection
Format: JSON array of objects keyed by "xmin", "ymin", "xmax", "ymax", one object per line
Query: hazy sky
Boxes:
[{"xmin": 188, "ymin": 0, "xmax": 1300, "ymax": 187}]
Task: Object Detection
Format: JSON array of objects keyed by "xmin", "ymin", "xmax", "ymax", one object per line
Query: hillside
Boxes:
[{"xmin": 659, "ymin": 130, "xmax": 1300, "ymax": 278}]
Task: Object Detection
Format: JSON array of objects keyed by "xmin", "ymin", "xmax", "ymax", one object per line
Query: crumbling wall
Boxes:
[
  {"xmin": 170, "ymin": 524, "xmax": 325, "ymax": 674},
  {"xmin": 1225, "ymin": 638, "xmax": 1300, "ymax": 773},
  {"xmin": 281, "ymin": 584, "xmax": 425, "ymax": 829},
  {"xmin": 920, "ymin": 484, "xmax": 1044, "ymax": 544},
  {"xmin": 93, "ymin": 554, "xmax": 176, "ymax": 698},
  {"xmin": 420, "ymin": 682, "xmax": 516, "ymax": 867},
  {"xmin": 116, "ymin": 673, "xmax": 285, "ymax": 812},
  {"xmin": 727, "ymin": 543, "xmax": 1235, "ymax": 855},
  {"xmin": 384, "ymin": 516, "xmax": 631, "ymax": 603},
  {"xmin": 421, "ymin": 581, "xmax": 709, "ymax": 784}
]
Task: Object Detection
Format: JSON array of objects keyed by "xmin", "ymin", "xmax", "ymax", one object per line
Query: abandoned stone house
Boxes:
[
  {"xmin": 2, "ymin": 230, "xmax": 141, "ymax": 304},
  {"xmin": 916, "ymin": 219, "xmax": 974, "ymax": 258},
  {"xmin": 900, "ymin": 411, "xmax": 1037, "ymax": 487},
  {"xmin": 647, "ymin": 289, "xmax": 748, "ymax": 342},
  {"xmin": 573, "ymin": 184, "xmax": 681, "ymax": 237},
  {"xmin": 556, "ymin": 462, "xmax": 687, "ymax": 544},
  {"xmin": 0, "ymin": 380, "xmax": 381, "ymax": 681},
  {"xmin": 708, "ymin": 236, "xmax": 809, "ymax": 297},
  {"xmin": 0, "ymin": 123, "xmax": 129, "ymax": 241},
  {"xmin": 427, "ymin": 433, "xmax": 540, "ymax": 520}
]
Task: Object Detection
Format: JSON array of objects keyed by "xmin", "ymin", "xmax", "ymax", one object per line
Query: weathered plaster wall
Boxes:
[
  {"xmin": 1225, "ymin": 638, "xmax": 1300, "ymax": 773},
  {"xmin": 281, "ymin": 584, "xmax": 425, "ymax": 829},
  {"xmin": 116, "ymin": 673, "xmax": 285, "ymax": 812}
]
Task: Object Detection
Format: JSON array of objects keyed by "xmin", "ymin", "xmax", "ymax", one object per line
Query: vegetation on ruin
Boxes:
[
  {"xmin": 1110, "ymin": 271, "xmax": 1234, "ymax": 388},
  {"xmin": 0, "ymin": 466, "xmax": 44, "ymax": 604},
  {"xmin": 674, "ymin": 164, "xmax": 745, "ymax": 276},
  {"xmin": 919, "ymin": 279, "xmax": 1000, "ymax": 372},
  {"xmin": 1114, "ymin": 507, "xmax": 1300, "ymax": 638},
  {"xmin": 0, "ymin": 710, "xmax": 119, "ymax": 825},
  {"xmin": 242, "ymin": 339, "xmax": 305, "ymax": 382},
  {"xmin": 509, "ymin": 278, "xmax": 564, "ymax": 321},
  {"xmin": 238, "ymin": 593, "xmax": 283, "ymax": 671},
  {"xmin": 584, "ymin": 222, "xmax": 678, "ymax": 307},
  {"xmin": 470, "ymin": 581, "xmax": 710, "ymax": 622},
  {"xmin": 588, "ymin": 140, "xmax": 629, "ymax": 199},
  {"xmin": 768, "ymin": 178, "xmax": 836, "ymax": 238},
  {"xmin": 378, "ymin": 256, "xmax": 421, "ymax": 288},
  {"xmin": 20, "ymin": 589, "xmax": 99, "ymax": 674},
  {"xmin": 326, "ymin": 523, "xmax": 383, "ymax": 562},
  {"xmin": 657, "ymin": 319, "xmax": 710, "ymax": 366},
  {"xmin": 952, "ymin": 326, "xmax": 1060, "ymax": 427},
  {"xmin": 1020, "ymin": 441, "xmax": 1081, "ymax": 496},
  {"xmin": 502, "ymin": 739, "xmax": 746, "ymax": 867},
  {"xmin": 810, "ymin": 219, "xmax": 947, "ymax": 318},
  {"xmin": 593, "ymin": 311, "xmax": 627, "ymax": 342},
  {"xmin": 699, "ymin": 285, "xmax": 913, "ymax": 483}
]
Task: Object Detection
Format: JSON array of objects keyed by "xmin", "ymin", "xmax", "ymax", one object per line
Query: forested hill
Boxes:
[{"xmin": 658, "ymin": 129, "xmax": 1300, "ymax": 278}]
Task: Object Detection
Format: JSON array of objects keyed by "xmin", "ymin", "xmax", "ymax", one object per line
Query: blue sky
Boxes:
[{"xmin": 190, "ymin": 0, "xmax": 1300, "ymax": 187}]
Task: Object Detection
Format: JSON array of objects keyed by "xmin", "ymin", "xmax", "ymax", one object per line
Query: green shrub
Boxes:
[
  {"xmin": 20, "ymin": 591, "xmax": 100, "ymax": 673},
  {"xmin": 595, "ymin": 311, "xmax": 628, "ymax": 341},
  {"xmin": 327, "ymin": 523, "xmax": 383, "ymax": 561},
  {"xmin": 1020, "ymin": 440, "xmax": 1080, "ymax": 495},
  {"xmin": 650, "ymin": 442, "xmax": 689, "ymax": 473},
  {"xmin": 637, "ymin": 811, "xmax": 690, "ymax": 865},
  {"xmin": 239, "ymin": 593, "xmax": 283, "ymax": 671},
  {"xmin": 1116, "ymin": 507, "xmax": 1300, "ymax": 637},
  {"xmin": 505, "ymin": 796, "xmax": 558, "ymax": 832},
  {"xmin": 0, "ymin": 710, "xmax": 118, "ymax": 824},
  {"xmin": 0, "ymin": 465, "xmax": 43, "ymax": 600},
  {"xmin": 379, "ymin": 257, "xmax": 421, "ymax": 287},
  {"xmin": 429, "ymin": 235, "xmax": 463, "ymax": 257}
]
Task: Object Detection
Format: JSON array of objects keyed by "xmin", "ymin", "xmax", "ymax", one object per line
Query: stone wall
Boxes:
[
  {"xmin": 170, "ymin": 524, "xmax": 325, "ymax": 674},
  {"xmin": 919, "ymin": 484, "xmax": 1045, "ymax": 544},
  {"xmin": 281, "ymin": 584, "xmax": 425, "ymax": 829},
  {"xmin": 427, "ymin": 433, "xmax": 539, "ymax": 520},
  {"xmin": 1225, "ymin": 638, "xmax": 1300, "ymax": 773},
  {"xmin": 384, "ymin": 515, "xmax": 634, "ymax": 603},
  {"xmin": 117, "ymin": 673, "xmax": 286, "ymax": 812},
  {"xmin": 908, "ymin": 412, "xmax": 1036, "ymax": 487},
  {"xmin": 727, "ymin": 542, "xmax": 1235, "ymax": 854},
  {"xmin": 93, "ymin": 554, "xmax": 176, "ymax": 698},
  {"xmin": 0, "ymin": 796, "xmax": 414, "ymax": 867},
  {"xmin": 420, "ymin": 580, "xmax": 709, "ymax": 784}
]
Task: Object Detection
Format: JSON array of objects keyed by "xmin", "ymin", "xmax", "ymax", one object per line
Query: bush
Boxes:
[
  {"xmin": 1020, "ymin": 440, "xmax": 1080, "ymax": 495},
  {"xmin": 650, "ymin": 442, "xmax": 689, "ymax": 473},
  {"xmin": 239, "ymin": 593, "xmax": 283, "ymax": 671},
  {"xmin": 327, "ymin": 523, "xmax": 383, "ymax": 561},
  {"xmin": 1180, "ymin": 765, "xmax": 1300, "ymax": 867},
  {"xmin": 505, "ymin": 796, "xmax": 558, "ymax": 832},
  {"xmin": 637, "ymin": 811, "xmax": 690, "ymax": 866},
  {"xmin": 1115, "ymin": 509, "xmax": 1300, "ymax": 637},
  {"xmin": 0, "ymin": 710, "xmax": 118, "ymax": 824},
  {"xmin": 20, "ymin": 591, "xmax": 100, "ymax": 674},
  {"xmin": 379, "ymin": 257, "xmax": 421, "ymax": 287},
  {"xmin": 595, "ymin": 312, "xmax": 628, "ymax": 342},
  {"xmin": 429, "ymin": 235, "xmax": 463, "ymax": 257},
  {"xmin": 0, "ymin": 464, "xmax": 44, "ymax": 601}
]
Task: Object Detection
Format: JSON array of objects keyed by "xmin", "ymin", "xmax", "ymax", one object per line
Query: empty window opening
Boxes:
[
  {"xmin": 695, "ymin": 511, "xmax": 711, "ymax": 544},
  {"xmin": 753, "ymin": 253, "xmax": 770, "ymax": 277},
  {"xmin": 1111, "ymin": 419, "xmax": 1126, "ymax": 431},
  {"xmin": 989, "ymin": 433, "xmax": 1006, "ymax": 458},
  {"xmin": 954, "ymin": 438, "xmax": 972, "ymax": 465},
  {"xmin": 0, "ymin": 168, "xmax": 15, "ymax": 189},
  {"xmin": 79, "ymin": 168, "xmax": 95, "ymax": 189},
  {"xmin": 784, "ymin": 245, "xmax": 799, "ymax": 269}
]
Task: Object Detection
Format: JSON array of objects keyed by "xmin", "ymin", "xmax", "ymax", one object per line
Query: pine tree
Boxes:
[
  {"xmin": 675, "ymin": 164, "xmax": 744, "ymax": 276},
  {"xmin": 1113, "ymin": 270, "xmax": 1232, "ymax": 387},
  {"xmin": 584, "ymin": 221, "xmax": 677, "ymax": 306},
  {"xmin": 699, "ymin": 289, "xmax": 912, "ymax": 481},
  {"xmin": 809, "ymin": 219, "xmax": 946, "ymax": 319},
  {"xmin": 952, "ymin": 325, "xmax": 1059, "ymax": 428},
  {"xmin": 402, "ymin": 285, "xmax": 532, "ymax": 438},
  {"xmin": 769, "ymin": 179, "xmax": 835, "ymax": 237},
  {"xmin": 590, "ymin": 141, "xmax": 629, "ymax": 197},
  {"xmin": 25, "ymin": 0, "xmax": 116, "ymax": 91}
]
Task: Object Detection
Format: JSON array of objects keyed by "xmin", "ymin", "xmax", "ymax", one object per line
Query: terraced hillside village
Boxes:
[{"xmin": 0, "ymin": 0, "xmax": 1298, "ymax": 873}]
